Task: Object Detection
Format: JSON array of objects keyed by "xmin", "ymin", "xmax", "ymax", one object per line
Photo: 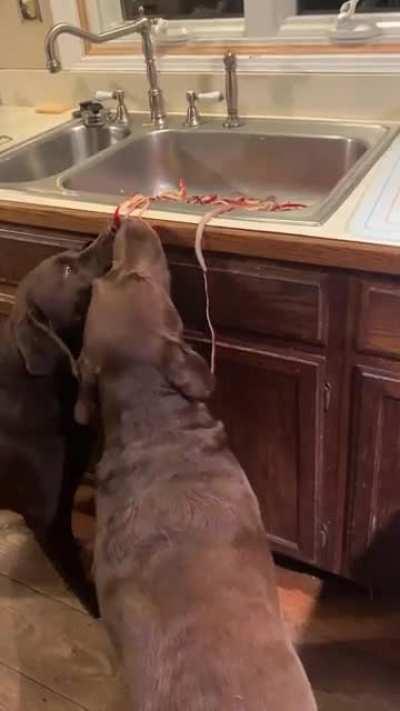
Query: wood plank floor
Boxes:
[{"xmin": 0, "ymin": 503, "xmax": 399, "ymax": 710}]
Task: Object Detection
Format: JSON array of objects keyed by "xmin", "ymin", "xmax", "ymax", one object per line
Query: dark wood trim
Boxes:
[{"xmin": 1, "ymin": 200, "xmax": 400, "ymax": 276}]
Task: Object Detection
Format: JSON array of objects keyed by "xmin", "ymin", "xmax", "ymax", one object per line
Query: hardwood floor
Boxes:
[
  {"xmin": 0, "ymin": 500, "xmax": 399, "ymax": 710},
  {"xmin": 0, "ymin": 510, "xmax": 125, "ymax": 711}
]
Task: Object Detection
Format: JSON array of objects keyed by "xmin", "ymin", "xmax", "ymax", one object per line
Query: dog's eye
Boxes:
[{"xmin": 64, "ymin": 265, "xmax": 73, "ymax": 278}]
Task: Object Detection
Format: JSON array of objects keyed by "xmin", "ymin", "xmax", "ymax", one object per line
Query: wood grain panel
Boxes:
[
  {"xmin": 192, "ymin": 338, "xmax": 325, "ymax": 564},
  {"xmin": 0, "ymin": 664, "xmax": 85, "ymax": 711},
  {"xmin": 0, "ymin": 574, "xmax": 120, "ymax": 711},
  {"xmin": 347, "ymin": 367, "xmax": 400, "ymax": 591},
  {"xmin": 0, "ymin": 511, "xmax": 127, "ymax": 710},
  {"xmin": 0, "ymin": 514, "xmax": 82, "ymax": 612},
  {"xmin": 170, "ymin": 251, "xmax": 328, "ymax": 345},
  {"xmin": 358, "ymin": 279, "xmax": 400, "ymax": 359}
]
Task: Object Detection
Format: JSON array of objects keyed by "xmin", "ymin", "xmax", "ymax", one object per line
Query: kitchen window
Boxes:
[
  {"xmin": 78, "ymin": 0, "xmax": 400, "ymax": 42},
  {"xmin": 50, "ymin": 1, "xmax": 400, "ymax": 73},
  {"xmin": 119, "ymin": 0, "xmax": 400, "ymax": 21},
  {"xmin": 120, "ymin": 1, "xmax": 244, "ymax": 20}
]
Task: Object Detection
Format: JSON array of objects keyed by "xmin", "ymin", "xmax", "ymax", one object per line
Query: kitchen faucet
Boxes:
[
  {"xmin": 44, "ymin": 6, "xmax": 166, "ymax": 129},
  {"xmin": 223, "ymin": 51, "xmax": 242, "ymax": 128}
]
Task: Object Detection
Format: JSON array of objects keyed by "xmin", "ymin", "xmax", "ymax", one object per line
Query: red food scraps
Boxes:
[
  {"xmin": 115, "ymin": 180, "xmax": 307, "ymax": 376},
  {"xmin": 117, "ymin": 178, "xmax": 307, "ymax": 217}
]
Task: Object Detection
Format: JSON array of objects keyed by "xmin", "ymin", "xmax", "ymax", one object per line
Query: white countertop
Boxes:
[
  {"xmin": 0, "ymin": 105, "xmax": 400, "ymax": 248},
  {"xmin": 0, "ymin": 106, "xmax": 71, "ymax": 154}
]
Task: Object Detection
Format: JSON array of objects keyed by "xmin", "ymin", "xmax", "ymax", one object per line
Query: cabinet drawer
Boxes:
[
  {"xmin": 358, "ymin": 279, "xmax": 400, "ymax": 359},
  {"xmin": 169, "ymin": 250, "xmax": 329, "ymax": 346}
]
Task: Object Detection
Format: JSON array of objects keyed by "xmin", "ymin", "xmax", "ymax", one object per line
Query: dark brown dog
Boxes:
[
  {"xmin": 0, "ymin": 226, "xmax": 114, "ymax": 616},
  {"xmin": 76, "ymin": 218, "xmax": 317, "ymax": 709}
]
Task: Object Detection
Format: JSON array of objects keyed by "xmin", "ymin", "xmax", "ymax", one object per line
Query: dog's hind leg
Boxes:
[
  {"xmin": 33, "ymin": 518, "xmax": 100, "ymax": 618},
  {"xmin": 31, "ymin": 424, "xmax": 100, "ymax": 618}
]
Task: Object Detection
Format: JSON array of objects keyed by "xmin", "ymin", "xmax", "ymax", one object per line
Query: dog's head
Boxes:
[
  {"xmin": 75, "ymin": 218, "xmax": 214, "ymax": 425},
  {"xmin": 10, "ymin": 227, "xmax": 114, "ymax": 376}
]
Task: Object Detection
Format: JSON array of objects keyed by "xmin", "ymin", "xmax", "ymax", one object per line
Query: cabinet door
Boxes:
[
  {"xmin": 347, "ymin": 367, "xmax": 400, "ymax": 590},
  {"xmin": 194, "ymin": 339, "xmax": 325, "ymax": 565}
]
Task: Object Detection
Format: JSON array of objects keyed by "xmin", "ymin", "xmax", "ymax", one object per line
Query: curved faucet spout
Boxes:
[
  {"xmin": 45, "ymin": 18, "xmax": 149, "ymax": 72},
  {"xmin": 44, "ymin": 12, "xmax": 166, "ymax": 128}
]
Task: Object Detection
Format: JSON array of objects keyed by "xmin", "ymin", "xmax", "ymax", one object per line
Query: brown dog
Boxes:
[
  {"xmin": 76, "ymin": 218, "xmax": 317, "ymax": 710},
  {"xmin": 0, "ymin": 227, "xmax": 114, "ymax": 616}
]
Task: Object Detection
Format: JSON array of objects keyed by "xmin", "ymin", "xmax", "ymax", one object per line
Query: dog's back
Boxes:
[
  {"xmin": 94, "ymin": 368, "xmax": 317, "ymax": 711},
  {"xmin": 77, "ymin": 218, "xmax": 317, "ymax": 708}
]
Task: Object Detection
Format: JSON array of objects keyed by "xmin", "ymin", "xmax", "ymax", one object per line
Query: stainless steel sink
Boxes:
[
  {"xmin": 0, "ymin": 120, "xmax": 129, "ymax": 183},
  {"xmin": 59, "ymin": 118, "xmax": 398, "ymax": 223},
  {"xmin": 61, "ymin": 126, "xmax": 369, "ymax": 208},
  {"xmin": 0, "ymin": 116, "xmax": 397, "ymax": 224}
]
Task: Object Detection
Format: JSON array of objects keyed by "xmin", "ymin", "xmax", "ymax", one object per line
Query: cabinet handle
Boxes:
[
  {"xmin": 324, "ymin": 382, "xmax": 332, "ymax": 412},
  {"xmin": 320, "ymin": 523, "xmax": 329, "ymax": 549}
]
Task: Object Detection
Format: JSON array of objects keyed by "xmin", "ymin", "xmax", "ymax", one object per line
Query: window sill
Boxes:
[{"xmin": 70, "ymin": 44, "xmax": 400, "ymax": 76}]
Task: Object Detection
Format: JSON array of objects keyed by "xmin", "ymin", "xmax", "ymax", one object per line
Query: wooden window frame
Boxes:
[
  {"xmin": 48, "ymin": 1, "xmax": 400, "ymax": 74},
  {"xmin": 74, "ymin": 0, "xmax": 400, "ymax": 56}
]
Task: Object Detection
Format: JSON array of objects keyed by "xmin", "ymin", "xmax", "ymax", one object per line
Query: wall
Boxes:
[
  {"xmin": 0, "ymin": 0, "xmax": 53, "ymax": 70},
  {"xmin": 2, "ymin": 69, "xmax": 400, "ymax": 123},
  {"xmin": 0, "ymin": 0, "xmax": 400, "ymax": 121}
]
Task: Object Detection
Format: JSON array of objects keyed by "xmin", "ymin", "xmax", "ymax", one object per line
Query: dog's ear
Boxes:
[
  {"xmin": 14, "ymin": 308, "xmax": 77, "ymax": 377},
  {"xmin": 163, "ymin": 341, "xmax": 215, "ymax": 401},
  {"xmin": 74, "ymin": 355, "xmax": 98, "ymax": 425},
  {"xmin": 159, "ymin": 291, "xmax": 215, "ymax": 401}
]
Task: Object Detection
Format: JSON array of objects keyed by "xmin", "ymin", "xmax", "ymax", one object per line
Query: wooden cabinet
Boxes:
[
  {"xmin": 170, "ymin": 248, "xmax": 347, "ymax": 570},
  {"xmin": 343, "ymin": 276, "xmax": 400, "ymax": 590},
  {"xmin": 169, "ymin": 250, "xmax": 329, "ymax": 346},
  {"xmin": 3, "ymin": 221, "xmax": 400, "ymax": 588},
  {"xmin": 204, "ymin": 340, "xmax": 325, "ymax": 564},
  {"xmin": 357, "ymin": 278, "xmax": 400, "ymax": 360},
  {"xmin": 346, "ymin": 367, "xmax": 400, "ymax": 591}
]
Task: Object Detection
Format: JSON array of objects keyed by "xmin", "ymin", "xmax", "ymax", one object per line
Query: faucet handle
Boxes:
[
  {"xmin": 95, "ymin": 90, "xmax": 129, "ymax": 126},
  {"xmin": 183, "ymin": 90, "xmax": 223, "ymax": 128},
  {"xmin": 196, "ymin": 91, "xmax": 224, "ymax": 102},
  {"xmin": 95, "ymin": 90, "xmax": 116, "ymax": 102}
]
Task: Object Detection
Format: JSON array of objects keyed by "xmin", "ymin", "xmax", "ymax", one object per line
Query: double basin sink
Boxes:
[{"xmin": 0, "ymin": 114, "xmax": 397, "ymax": 224}]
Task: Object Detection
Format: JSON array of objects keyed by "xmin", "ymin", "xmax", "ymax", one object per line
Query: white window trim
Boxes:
[
  {"xmin": 85, "ymin": 2, "xmax": 242, "ymax": 38},
  {"xmin": 49, "ymin": 0, "xmax": 400, "ymax": 75},
  {"xmin": 84, "ymin": 1, "xmax": 298, "ymax": 39},
  {"xmin": 278, "ymin": 11, "xmax": 400, "ymax": 44}
]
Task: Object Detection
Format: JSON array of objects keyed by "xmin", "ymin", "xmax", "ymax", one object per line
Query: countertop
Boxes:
[
  {"xmin": 2, "ymin": 105, "xmax": 400, "ymax": 275},
  {"xmin": 0, "ymin": 106, "xmax": 71, "ymax": 154}
]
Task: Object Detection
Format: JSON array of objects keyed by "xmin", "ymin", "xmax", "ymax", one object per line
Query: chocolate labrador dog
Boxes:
[
  {"xmin": 0, "ymin": 225, "xmax": 114, "ymax": 616},
  {"xmin": 76, "ymin": 218, "xmax": 317, "ymax": 709}
]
